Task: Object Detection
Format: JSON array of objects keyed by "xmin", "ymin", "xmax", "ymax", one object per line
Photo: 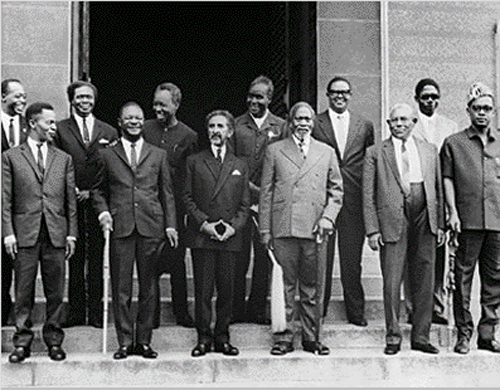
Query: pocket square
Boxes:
[
  {"xmin": 98, "ymin": 138, "xmax": 110, "ymax": 145},
  {"xmin": 231, "ymin": 169, "xmax": 241, "ymax": 176}
]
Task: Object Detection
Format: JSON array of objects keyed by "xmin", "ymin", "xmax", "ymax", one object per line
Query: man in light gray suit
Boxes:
[
  {"xmin": 363, "ymin": 103, "xmax": 445, "ymax": 355},
  {"xmin": 259, "ymin": 101, "xmax": 343, "ymax": 356}
]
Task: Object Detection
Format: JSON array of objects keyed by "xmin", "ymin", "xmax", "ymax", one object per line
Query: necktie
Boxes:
[
  {"xmin": 82, "ymin": 117, "xmax": 90, "ymax": 144},
  {"xmin": 298, "ymin": 139, "xmax": 306, "ymax": 158},
  {"xmin": 336, "ymin": 115, "xmax": 346, "ymax": 155},
  {"xmin": 215, "ymin": 147, "xmax": 222, "ymax": 164},
  {"xmin": 9, "ymin": 118, "xmax": 15, "ymax": 147},
  {"xmin": 401, "ymin": 141, "xmax": 410, "ymax": 195},
  {"xmin": 130, "ymin": 142, "xmax": 137, "ymax": 171},
  {"xmin": 37, "ymin": 143, "xmax": 44, "ymax": 175}
]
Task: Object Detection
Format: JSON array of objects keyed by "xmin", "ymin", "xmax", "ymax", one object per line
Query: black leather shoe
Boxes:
[
  {"xmin": 135, "ymin": 344, "xmax": 158, "ymax": 358},
  {"xmin": 348, "ymin": 318, "xmax": 368, "ymax": 327},
  {"xmin": 432, "ymin": 313, "xmax": 448, "ymax": 325},
  {"xmin": 411, "ymin": 342, "xmax": 439, "ymax": 354},
  {"xmin": 176, "ymin": 314, "xmax": 195, "ymax": 328},
  {"xmin": 61, "ymin": 317, "xmax": 86, "ymax": 328},
  {"xmin": 113, "ymin": 345, "xmax": 132, "ymax": 360},
  {"xmin": 191, "ymin": 343, "xmax": 212, "ymax": 357},
  {"xmin": 230, "ymin": 315, "xmax": 247, "ymax": 324},
  {"xmin": 454, "ymin": 337, "xmax": 470, "ymax": 355},
  {"xmin": 214, "ymin": 342, "xmax": 239, "ymax": 356},
  {"xmin": 270, "ymin": 341, "xmax": 294, "ymax": 356},
  {"xmin": 477, "ymin": 338, "xmax": 500, "ymax": 353},
  {"xmin": 48, "ymin": 346, "xmax": 66, "ymax": 361},
  {"xmin": 384, "ymin": 344, "xmax": 400, "ymax": 355},
  {"xmin": 250, "ymin": 315, "xmax": 271, "ymax": 325},
  {"xmin": 9, "ymin": 347, "xmax": 30, "ymax": 363},
  {"xmin": 302, "ymin": 341, "xmax": 330, "ymax": 355}
]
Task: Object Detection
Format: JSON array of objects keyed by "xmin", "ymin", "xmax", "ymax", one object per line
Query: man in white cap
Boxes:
[{"xmin": 441, "ymin": 82, "xmax": 500, "ymax": 354}]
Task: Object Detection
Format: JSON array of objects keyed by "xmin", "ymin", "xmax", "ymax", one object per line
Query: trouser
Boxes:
[
  {"xmin": 453, "ymin": 230, "xmax": 500, "ymax": 341},
  {"xmin": 191, "ymin": 248, "xmax": 236, "ymax": 344},
  {"xmin": 2, "ymin": 243, "xmax": 14, "ymax": 326},
  {"xmin": 380, "ymin": 183, "xmax": 435, "ymax": 346},
  {"xmin": 110, "ymin": 229, "xmax": 163, "ymax": 347},
  {"xmin": 12, "ymin": 217, "xmax": 65, "ymax": 348}
]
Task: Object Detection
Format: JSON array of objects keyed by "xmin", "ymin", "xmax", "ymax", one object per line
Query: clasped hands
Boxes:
[{"xmin": 201, "ymin": 220, "xmax": 236, "ymax": 242}]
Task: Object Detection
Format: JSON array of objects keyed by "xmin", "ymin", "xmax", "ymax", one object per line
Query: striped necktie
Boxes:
[{"xmin": 82, "ymin": 117, "xmax": 90, "ymax": 144}]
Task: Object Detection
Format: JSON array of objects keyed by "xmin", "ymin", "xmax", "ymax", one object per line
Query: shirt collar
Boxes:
[
  {"xmin": 292, "ymin": 132, "xmax": 311, "ymax": 147},
  {"xmin": 328, "ymin": 107, "xmax": 349, "ymax": 120},
  {"xmin": 211, "ymin": 143, "xmax": 227, "ymax": 160},
  {"xmin": 466, "ymin": 125, "xmax": 496, "ymax": 142},
  {"xmin": 249, "ymin": 110, "xmax": 269, "ymax": 127},
  {"xmin": 27, "ymin": 135, "xmax": 47, "ymax": 151},
  {"xmin": 392, "ymin": 134, "xmax": 415, "ymax": 148},
  {"xmin": 121, "ymin": 136, "xmax": 144, "ymax": 148},
  {"xmin": 1, "ymin": 110, "xmax": 19, "ymax": 128}
]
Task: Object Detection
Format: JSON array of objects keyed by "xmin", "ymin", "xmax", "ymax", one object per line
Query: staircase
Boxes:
[{"xmin": 2, "ymin": 245, "xmax": 499, "ymax": 387}]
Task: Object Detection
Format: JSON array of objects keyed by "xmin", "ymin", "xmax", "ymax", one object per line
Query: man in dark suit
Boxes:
[
  {"xmin": 1, "ymin": 78, "xmax": 28, "ymax": 327},
  {"xmin": 183, "ymin": 110, "xmax": 250, "ymax": 357},
  {"xmin": 93, "ymin": 102, "xmax": 177, "ymax": 360},
  {"xmin": 143, "ymin": 82, "xmax": 197, "ymax": 328},
  {"xmin": 54, "ymin": 81, "xmax": 119, "ymax": 328},
  {"xmin": 260, "ymin": 102, "xmax": 343, "ymax": 356},
  {"xmin": 3, "ymin": 102, "xmax": 77, "ymax": 363},
  {"xmin": 312, "ymin": 76, "xmax": 375, "ymax": 325},
  {"xmin": 363, "ymin": 103, "xmax": 444, "ymax": 355},
  {"xmin": 229, "ymin": 75, "xmax": 285, "ymax": 324},
  {"xmin": 441, "ymin": 82, "xmax": 500, "ymax": 354}
]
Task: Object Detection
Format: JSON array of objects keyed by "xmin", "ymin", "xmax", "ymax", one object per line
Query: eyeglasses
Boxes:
[
  {"xmin": 419, "ymin": 94, "xmax": 440, "ymax": 101},
  {"xmin": 328, "ymin": 90, "xmax": 351, "ymax": 96},
  {"xmin": 470, "ymin": 105, "xmax": 494, "ymax": 113}
]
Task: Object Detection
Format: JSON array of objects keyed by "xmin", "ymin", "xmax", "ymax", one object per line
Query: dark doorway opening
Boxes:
[{"xmin": 89, "ymin": 2, "xmax": 319, "ymax": 148}]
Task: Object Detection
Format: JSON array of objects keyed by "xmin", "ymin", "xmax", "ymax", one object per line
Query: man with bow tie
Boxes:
[
  {"xmin": 54, "ymin": 81, "xmax": 118, "ymax": 329},
  {"xmin": 3, "ymin": 102, "xmax": 77, "ymax": 363},
  {"xmin": 1, "ymin": 78, "xmax": 28, "ymax": 326},
  {"xmin": 183, "ymin": 110, "xmax": 250, "ymax": 357},
  {"xmin": 93, "ymin": 102, "xmax": 177, "ymax": 359}
]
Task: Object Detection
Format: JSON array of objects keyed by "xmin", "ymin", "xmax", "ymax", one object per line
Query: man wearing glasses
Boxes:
[
  {"xmin": 441, "ymin": 82, "xmax": 500, "ymax": 354},
  {"xmin": 411, "ymin": 78, "xmax": 459, "ymax": 326},
  {"xmin": 312, "ymin": 76, "xmax": 374, "ymax": 325}
]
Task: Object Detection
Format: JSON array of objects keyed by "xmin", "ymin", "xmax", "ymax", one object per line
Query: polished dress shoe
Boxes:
[
  {"xmin": 191, "ymin": 343, "xmax": 212, "ymax": 357},
  {"xmin": 135, "ymin": 344, "xmax": 158, "ymax": 359},
  {"xmin": 113, "ymin": 345, "xmax": 133, "ymax": 360},
  {"xmin": 454, "ymin": 337, "xmax": 470, "ymax": 354},
  {"xmin": 61, "ymin": 317, "xmax": 86, "ymax": 328},
  {"xmin": 411, "ymin": 342, "xmax": 439, "ymax": 354},
  {"xmin": 302, "ymin": 341, "xmax": 330, "ymax": 355},
  {"xmin": 432, "ymin": 313, "xmax": 448, "ymax": 325},
  {"xmin": 9, "ymin": 347, "xmax": 30, "ymax": 363},
  {"xmin": 270, "ymin": 341, "xmax": 294, "ymax": 356},
  {"xmin": 348, "ymin": 318, "xmax": 368, "ymax": 327},
  {"xmin": 176, "ymin": 314, "xmax": 195, "ymax": 328},
  {"xmin": 477, "ymin": 338, "xmax": 500, "ymax": 353},
  {"xmin": 384, "ymin": 344, "xmax": 400, "ymax": 355},
  {"xmin": 214, "ymin": 342, "xmax": 239, "ymax": 356},
  {"xmin": 48, "ymin": 346, "xmax": 66, "ymax": 361}
]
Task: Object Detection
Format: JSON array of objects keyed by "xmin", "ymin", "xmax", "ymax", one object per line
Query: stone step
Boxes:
[
  {"xmin": 2, "ymin": 321, "xmax": 461, "ymax": 353},
  {"xmin": 3, "ymin": 348, "xmax": 499, "ymax": 387}
]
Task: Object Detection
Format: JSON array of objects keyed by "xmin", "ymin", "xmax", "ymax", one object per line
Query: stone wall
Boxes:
[{"xmin": 1, "ymin": 1, "xmax": 71, "ymax": 119}]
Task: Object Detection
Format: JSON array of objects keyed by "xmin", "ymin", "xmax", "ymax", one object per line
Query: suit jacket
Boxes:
[
  {"xmin": 92, "ymin": 139, "xmax": 176, "ymax": 239},
  {"xmin": 1, "ymin": 116, "xmax": 28, "ymax": 151},
  {"xmin": 313, "ymin": 110, "xmax": 374, "ymax": 211},
  {"xmin": 230, "ymin": 111, "xmax": 285, "ymax": 190},
  {"xmin": 412, "ymin": 112, "xmax": 459, "ymax": 151},
  {"xmin": 54, "ymin": 116, "xmax": 119, "ymax": 190},
  {"xmin": 2, "ymin": 142, "xmax": 78, "ymax": 247},
  {"xmin": 183, "ymin": 149, "xmax": 250, "ymax": 252},
  {"xmin": 259, "ymin": 137, "xmax": 343, "ymax": 240},
  {"xmin": 143, "ymin": 119, "xmax": 198, "ymax": 198},
  {"xmin": 363, "ymin": 137, "xmax": 444, "ymax": 243}
]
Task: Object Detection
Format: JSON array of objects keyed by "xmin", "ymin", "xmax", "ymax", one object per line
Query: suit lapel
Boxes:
[
  {"xmin": 44, "ymin": 145, "xmax": 56, "ymax": 177},
  {"xmin": 202, "ymin": 149, "xmax": 220, "ymax": 182},
  {"xmin": 211, "ymin": 152, "xmax": 235, "ymax": 201},
  {"xmin": 317, "ymin": 112, "xmax": 341, "ymax": 161},
  {"xmin": 68, "ymin": 116, "xmax": 87, "ymax": 149},
  {"xmin": 296, "ymin": 139, "xmax": 325, "ymax": 181},
  {"xmin": 279, "ymin": 137, "xmax": 305, "ymax": 169},
  {"xmin": 382, "ymin": 139, "xmax": 405, "ymax": 191},
  {"xmin": 415, "ymin": 138, "xmax": 430, "ymax": 184},
  {"xmin": 20, "ymin": 143, "xmax": 43, "ymax": 183},
  {"xmin": 342, "ymin": 113, "xmax": 360, "ymax": 160},
  {"xmin": 113, "ymin": 141, "xmax": 133, "ymax": 170},
  {"xmin": 88, "ymin": 119, "xmax": 103, "ymax": 146},
  {"xmin": 136, "ymin": 141, "xmax": 152, "ymax": 168}
]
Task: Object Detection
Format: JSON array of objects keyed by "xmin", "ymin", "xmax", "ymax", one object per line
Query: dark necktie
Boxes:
[
  {"xmin": 130, "ymin": 142, "xmax": 137, "ymax": 171},
  {"xmin": 215, "ymin": 147, "xmax": 222, "ymax": 165},
  {"xmin": 298, "ymin": 139, "xmax": 306, "ymax": 159},
  {"xmin": 37, "ymin": 143, "xmax": 44, "ymax": 175},
  {"xmin": 401, "ymin": 141, "xmax": 410, "ymax": 195},
  {"xmin": 82, "ymin": 117, "xmax": 90, "ymax": 144},
  {"xmin": 9, "ymin": 118, "xmax": 15, "ymax": 147}
]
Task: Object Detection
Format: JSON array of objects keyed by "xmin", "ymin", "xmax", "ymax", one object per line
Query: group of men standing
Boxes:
[{"xmin": 2, "ymin": 74, "xmax": 500, "ymax": 363}]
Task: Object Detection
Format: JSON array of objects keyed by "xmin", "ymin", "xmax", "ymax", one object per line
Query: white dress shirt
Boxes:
[
  {"xmin": 121, "ymin": 136, "xmax": 144, "ymax": 166},
  {"xmin": 328, "ymin": 108, "xmax": 350, "ymax": 157},
  {"xmin": 392, "ymin": 135, "xmax": 423, "ymax": 183},
  {"xmin": 291, "ymin": 133, "xmax": 311, "ymax": 157},
  {"xmin": 27, "ymin": 136, "xmax": 47, "ymax": 167},
  {"xmin": 211, "ymin": 143, "xmax": 227, "ymax": 163},
  {"xmin": 73, "ymin": 113, "xmax": 94, "ymax": 142},
  {"xmin": 1, "ymin": 110, "xmax": 21, "ymax": 146},
  {"xmin": 250, "ymin": 109, "xmax": 269, "ymax": 130},
  {"xmin": 417, "ymin": 111, "xmax": 437, "ymax": 146}
]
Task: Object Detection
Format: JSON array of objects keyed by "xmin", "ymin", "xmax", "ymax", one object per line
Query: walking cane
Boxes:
[
  {"xmin": 251, "ymin": 216, "xmax": 286, "ymax": 333},
  {"xmin": 102, "ymin": 228, "xmax": 111, "ymax": 354},
  {"xmin": 445, "ymin": 230, "xmax": 456, "ymax": 352},
  {"xmin": 314, "ymin": 230, "xmax": 329, "ymax": 347}
]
